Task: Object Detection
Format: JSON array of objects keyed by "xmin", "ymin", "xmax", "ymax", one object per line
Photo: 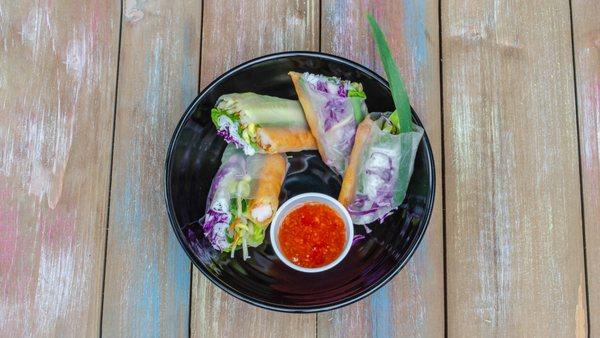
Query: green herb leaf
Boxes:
[
  {"xmin": 367, "ymin": 14, "xmax": 412, "ymax": 134},
  {"xmin": 388, "ymin": 111, "xmax": 400, "ymax": 133},
  {"xmin": 211, "ymin": 107, "xmax": 228, "ymax": 125},
  {"xmin": 229, "ymin": 198, "xmax": 238, "ymax": 215},
  {"xmin": 348, "ymin": 83, "xmax": 367, "ymax": 98}
]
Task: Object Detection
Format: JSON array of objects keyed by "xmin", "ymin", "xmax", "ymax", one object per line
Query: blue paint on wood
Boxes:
[
  {"xmin": 145, "ymin": 36, "xmax": 163, "ymax": 127},
  {"xmin": 103, "ymin": 29, "xmax": 192, "ymax": 337},
  {"xmin": 139, "ymin": 258, "xmax": 161, "ymax": 337},
  {"xmin": 402, "ymin": 0, "xmax": 427, "ymax": 71},
  {"xmin": 370, "ymin": 285, "xmax": 393, "ymax": 338},
  {"xmin": 182, "ymin": 22, "xmax": 196, "ymax": 100}
]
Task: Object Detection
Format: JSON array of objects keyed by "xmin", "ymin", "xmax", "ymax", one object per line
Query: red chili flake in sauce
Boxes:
[{"xmin": 278, "ymin": 203, "xmax": 346, "ymax": 268}]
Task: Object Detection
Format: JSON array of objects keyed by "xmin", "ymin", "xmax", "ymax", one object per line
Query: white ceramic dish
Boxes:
[{"xmin": 269, "ymin": 193, "xmax": 353, "ymax": 273}]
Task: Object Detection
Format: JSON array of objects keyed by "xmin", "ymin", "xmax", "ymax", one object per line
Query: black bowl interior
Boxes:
[{"xmin": 165, "ymin": 52, "xmax": 435, "ymax": 312}]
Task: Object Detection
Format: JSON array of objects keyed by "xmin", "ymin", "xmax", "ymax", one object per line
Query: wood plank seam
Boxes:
[
  {"xmin": 567, "ymin": 0, "xmax": 592, "ymax": 335},
  {"xmin": 188, "ymin": 2, "xmax": 205, "ymax": 337},
  {"xmin": 437, "ymin": 0, "xmax": 449, "ymax": 335},
  {"xmin": 98, "ymin": 0, "xmax": 125, "ymax": 336},
  {"xmin": 570, "ymin": 0, "xmax": 599, "ymax": 335}
]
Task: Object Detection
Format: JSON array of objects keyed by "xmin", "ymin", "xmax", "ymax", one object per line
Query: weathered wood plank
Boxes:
[
  {"xmin": 193, "ymin": 275, "xmax": 315, "ymax": 338},
  {"xmin": 318, "ymin": 1, "xmax": 445, "ymax": 337},
  {"xmin": 198, "ymin": 0, "xmax": 319, "ymax": 88},
  {"xmin": 0, "ymin": 0, "xmax": 119, "ymax": 336},
  {"xmin": 572, "ymin": 0, "xmax": 599, "ymax": 334},
  {"xmin": 101, "ymin": 0, "xmax": 201, "ymax": 336},
  {"xmin": 442, "ymin": 0, "xmax": 587, "ymax": 336},
  {"xmin": 190, "ymin": 1, "xmax": 318, "ymax": 337}
]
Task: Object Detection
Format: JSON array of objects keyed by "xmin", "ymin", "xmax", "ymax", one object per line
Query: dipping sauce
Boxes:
[{"xmin": 278, "ymin": 202, "xmax": 347, "ymax": 268}]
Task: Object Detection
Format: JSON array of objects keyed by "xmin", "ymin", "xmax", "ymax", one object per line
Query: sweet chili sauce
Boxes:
[{"xmin": 278, "ymin": 202, "xmax": 346, "ymax": 268}]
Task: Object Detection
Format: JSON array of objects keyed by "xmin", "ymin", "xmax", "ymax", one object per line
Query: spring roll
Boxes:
[
  {"xmin": 203, "ymin": 145, "xmax": 287, "ymax": 259},
  {"xmin": 211, "ymin": 92, "xmax": 317, "ymax": 155},
  {"xmin": 339, "ymin": 113, "xmax": 423, "ymax": 225},
  {"xmin": 289, "ymin": 71, "xmax": 368, "ymax": 175}
]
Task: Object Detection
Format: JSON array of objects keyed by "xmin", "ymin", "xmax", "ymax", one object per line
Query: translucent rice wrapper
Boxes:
[
  {"xmin": 341, "ymin": 113, "xmax": 423, "ymax": 225},
  {"xmin": 203, "ymin": 145, "xmax": 287, "ymax": 256},
  {"xmin": 211, "ymin": 93, "xmax": 317, "ymax": 155},
  {"xmin": 289, "ymin": 72, "xmax": 367, "ymax": 175}
]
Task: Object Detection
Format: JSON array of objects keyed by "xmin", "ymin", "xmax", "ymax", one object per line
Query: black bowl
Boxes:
[{"xmin": 165, "ymin": 52, "xmax": 435, "ymax": 312}]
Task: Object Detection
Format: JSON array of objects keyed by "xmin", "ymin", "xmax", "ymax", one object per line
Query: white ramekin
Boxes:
[{"xmin": 269, "ymin": 193, "xmax": 353, "ymax": 273}]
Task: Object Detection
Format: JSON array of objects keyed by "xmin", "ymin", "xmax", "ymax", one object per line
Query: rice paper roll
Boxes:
[
  {"xmin": 338, "ymin": 113, "xmax": 423, "ymax": 225},
  {"xmin": 288, "ymin": 71, "xmax": 368, "ymax": 175},
  {"xmin": 211, "ymin": 92, "xmax": 317, "ymax": 155},
  {"xmin": 203, "ymin": 145, "xmax": 287, "ymax": 259}
]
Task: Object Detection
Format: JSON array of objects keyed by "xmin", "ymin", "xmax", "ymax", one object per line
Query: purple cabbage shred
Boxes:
[
  {"xmin": 316, "ymin": 81, "xmax": 328, "ymax": 93},
  {"xmin": 203, "ymin": 209, "xmax": 229, "ymax": 250},
  {"xmin": 217, "ymin": 127, "xmax": 245, "ymax": 149},
  {"xmin": 352, "ymin": 234, "xmax": 365, "ymax": 245},
  {"xmin": 337, "ymin": 84, "xmax": 348, "ymax": 97},
  {"xmin": 323, "ymin": 99, "xmax": 346, "ymax": 131},
  {"xmin": 364, "ymin": 152, "xmax": 394, "ymax": 181}
]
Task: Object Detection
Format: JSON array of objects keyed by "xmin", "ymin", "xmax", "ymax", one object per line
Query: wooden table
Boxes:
[{"xmin": 1, "ymin": 0, "xmax": 597, "ymax": 337}]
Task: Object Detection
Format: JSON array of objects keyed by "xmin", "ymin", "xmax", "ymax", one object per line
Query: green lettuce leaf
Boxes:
[
  {"xmin": 211, "ymin": 107, "xmax": 237, "ymax": 126},
  {"xmin": 249, "ymin": 225, "xmax": 266, "ymax": 246},
  {"xmin": 348, "ymin": 83, "xmax": 367, "ymax": 98}
]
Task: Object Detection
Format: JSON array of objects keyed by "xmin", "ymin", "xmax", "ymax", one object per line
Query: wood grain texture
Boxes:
[
  {"xmin": 193, "ymin": 274, "xmax": 314, "ymax": 338},
  {"xmin": 190, "ymin": 1, "xmax": 318, "ymax": 337},
  {"xmin": 319, "ymin": 1, "xmax": 445, "ymax": 337},
  {"xmin": 442, "ymin": 0, "xmax": 587, "ymax": 336},
  {"xmin": 0, "ymin": 0, "xmax": 119, "ymax": 336},
  {"xmin": 198, "ymin": 0, "xmax": 319, "ymax": 88},
  {"xmin": 572, "ymin": 0, "xmax": 600, "ymax": 335},
  {"xmin": 101, "ymin": 0, "xmax": 201, "ymax": 336}
]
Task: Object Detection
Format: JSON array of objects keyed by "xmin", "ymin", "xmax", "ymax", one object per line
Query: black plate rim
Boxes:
[{"xmin": 164, "ymin": 51, "xmax": 436, "ymax": 313}]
